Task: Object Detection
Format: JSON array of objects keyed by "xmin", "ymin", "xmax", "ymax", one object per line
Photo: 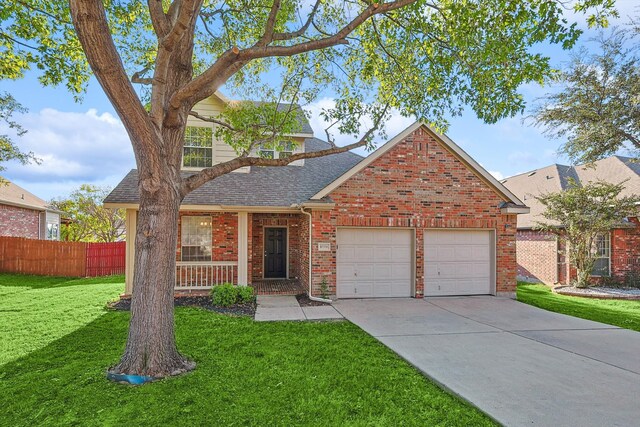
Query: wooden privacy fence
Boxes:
[{"xmin": 0, "ymin": 237, "xmax": 126, "ymax": 277}]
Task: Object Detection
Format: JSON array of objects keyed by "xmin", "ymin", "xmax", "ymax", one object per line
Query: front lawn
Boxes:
[
  {"xmin": 0, "ymin": 274, "xmax": 124, "ymax": 365},
  {"xmin": 0, "ymin": 274, "xmax": 494, "ymax": 426},
  {"xmin": 517, "ymin": 283, "xmax": 640, "ymax": 332}
]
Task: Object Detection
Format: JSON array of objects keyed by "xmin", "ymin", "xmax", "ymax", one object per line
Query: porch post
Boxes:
[
  {"xmin": 125, "ymin": 209, "xmax": 137, "ymax": 295},
  {"xmin": 238, "ymin": 212, "xmax": 248, "ymax": 285}
]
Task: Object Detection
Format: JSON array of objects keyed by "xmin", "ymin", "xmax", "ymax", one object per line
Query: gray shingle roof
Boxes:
[
  {"xmin": 104, "ymin": 138, "xmax": 363, "ymax": 207},
  {"xmin": 502, "ymin": 156, "xmax": 640, "ymax": 229}
]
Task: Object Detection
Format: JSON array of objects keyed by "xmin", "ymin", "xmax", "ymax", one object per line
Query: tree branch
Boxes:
[
  {"xmin": 255, "ymin": 0, "xmax": 281, "ymax": 47},
  {"xmin": 147, "ymin": 0, "xmax": 170, "ymax": 38},
  {"xmin": 170, "ymin": 0, "xmax": 417, "ymax": 113},
  {"xmin": 272, "ymin": 0, "xmax": 321, "ymax": 41},
  {"xmin": 69, "ymin": 0, "xmax": 156, "ymax": 157},
  {"xmin": 188, "ymin": 111, "xmax": 236, "ymax": 130}
]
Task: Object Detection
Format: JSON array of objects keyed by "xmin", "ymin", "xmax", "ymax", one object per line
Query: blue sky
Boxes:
[{"xmin": 0, "ymin": 2, "xmax": 638, "ymax": 201}]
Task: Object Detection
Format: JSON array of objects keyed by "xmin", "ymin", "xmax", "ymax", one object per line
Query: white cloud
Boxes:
[
  {"xmin": 488, "ymin": 170, "xmax": 505, "ymax": 180},
  {"xmin": 1, "ymin": 108, "xmax": 135, "ymax": 200}
]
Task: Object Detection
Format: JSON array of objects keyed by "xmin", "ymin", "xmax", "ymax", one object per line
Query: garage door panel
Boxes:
[
  {"xmin": 337, "ymin": 229, "xmax": 412, "ymax": 298},
  {"xmin": 424, "ymin": 230, "xmax": 492, "ymax": 296}
]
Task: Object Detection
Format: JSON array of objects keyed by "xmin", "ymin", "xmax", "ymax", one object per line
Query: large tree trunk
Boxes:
[{"xmin": 109, "ymin": 170, "xmax": 194, "ymax": 377}]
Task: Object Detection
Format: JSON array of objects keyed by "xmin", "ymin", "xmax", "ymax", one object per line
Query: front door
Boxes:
[{"xmin": 264, "ymin": 227, "xmax": 287, "ymax": 278}]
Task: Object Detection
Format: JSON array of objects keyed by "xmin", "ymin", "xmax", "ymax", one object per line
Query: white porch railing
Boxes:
[{"xmin": 175, "ymin": 261, "xmax": 238, "ymax": 290}]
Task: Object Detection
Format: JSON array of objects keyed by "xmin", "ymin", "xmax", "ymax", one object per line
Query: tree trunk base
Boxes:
[{"xmin": 108, "ymin": 352, "xmax": 196, "ymax": 380}]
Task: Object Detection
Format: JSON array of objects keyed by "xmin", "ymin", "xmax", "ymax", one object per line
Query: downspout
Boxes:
[{"xmin": 299, "ymin": 205, "xmax": 333, "ymax": 303}]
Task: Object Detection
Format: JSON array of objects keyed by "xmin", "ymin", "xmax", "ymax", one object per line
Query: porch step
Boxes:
[{"xmin": 252, "ymin": 279, "xmax": 305, "ymax": 296}]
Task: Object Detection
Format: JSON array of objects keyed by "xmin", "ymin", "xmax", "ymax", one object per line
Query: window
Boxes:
[
  {"xmin": 592, "ymin": 233, "xmax": 610, "ymax": 276},
  {"xmin": 259, "ymin": 141, "xmax": 295, "ymax": 159},
  {"xmin": 181, "ymin": 216, "xmax": 212, "ymax": 261},
  {"xmin": 183, "ymin": 127, "xmax": 213, "ymax": 168},
  {"xmin": 46, "ymin": 223, "xmax": 59, "ymax": 240}
]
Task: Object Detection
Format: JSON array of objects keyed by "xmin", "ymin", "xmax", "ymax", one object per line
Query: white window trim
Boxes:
[
  {"xmin": 181, "ymin": 215, "xmax": 213, "ymax": 262},
  {"xmin": 591, "ymin": 232, "xmax": 611, "ymax": 277},
  {"xmin": 182, "ymin": 126, "xmax": 214, "ymax": 170},
  {"xmin": 258, "ymin": 141, "xmax": 295, "ymax": 160}
]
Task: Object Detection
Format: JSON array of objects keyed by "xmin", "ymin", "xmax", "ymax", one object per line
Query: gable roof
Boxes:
[
  {"xmin": 311, "ymin": 121, "xmax": 526, "ymax": 207},
  {"xmin": 502, "ymin": 156, "xmax": 640, "ymax": 228},
  {"xmin": 0, "ymin": 180, "xmax": 52, "ymax": 212},
  {"xmin": 104, "ymin": 138, "xmax": 363, "ymax": 208}
]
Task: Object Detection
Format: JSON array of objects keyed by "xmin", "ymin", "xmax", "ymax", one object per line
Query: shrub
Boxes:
[
  {"xmin": 210, "ymin": 284, "xmax": 237, "ymax": 307},
  {"xmin": 210, "ymin": 284, "xmax": 255, "ymax": 306},
  {"xmin": 237, "ymin": 286, "xmax": 255, "ymax": 303},
  {"xmin": 624, "ymin": 270, "xmax": 640, "ymax": 289}
]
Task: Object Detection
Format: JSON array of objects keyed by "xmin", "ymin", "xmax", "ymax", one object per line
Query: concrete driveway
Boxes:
[{"xmin": 333, "ymin": 296, "xmax": 640, "ymax": 427}]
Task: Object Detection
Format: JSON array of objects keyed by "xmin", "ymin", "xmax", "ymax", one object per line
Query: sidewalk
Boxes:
[{"xmin": 254, "ymin": 295, "xmax": 343, "ymax": 321}]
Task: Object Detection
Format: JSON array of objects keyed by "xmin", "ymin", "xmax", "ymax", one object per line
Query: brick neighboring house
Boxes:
[
  {"xmin": 502, "ymin": 156, "xmax": 640, "ymax": 285},
  {"xmin": 105, "ymin": 92, "xmax": 529, "ymax": 299},
  {"xmin": 0, "ymin": 180, "xmax": 63, "ymax": 240}
]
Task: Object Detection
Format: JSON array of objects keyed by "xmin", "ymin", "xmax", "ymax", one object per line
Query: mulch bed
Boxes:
[
  {"xmin": 554, "ymin": 286, "xmax": 640, "ymax": 300},
  {"xmin": 296, "ymin": 293, "xmax": 331, "ymax": 307},
  {"xmin": 109, "ymin": 296, "xmax": 256, "ymax": 316}
]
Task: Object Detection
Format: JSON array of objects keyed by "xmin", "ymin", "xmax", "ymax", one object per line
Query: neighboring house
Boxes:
[
  {"xmin": 105, "ymin": 92, "xmax": 529, "ymax": 299},
  {"xmin": 0, "ymin": 180, "xmax": 63, "ymax": 240},
  {"xmin": 502, "ymin": 156, "xmax": 640, "ymax": 285}
]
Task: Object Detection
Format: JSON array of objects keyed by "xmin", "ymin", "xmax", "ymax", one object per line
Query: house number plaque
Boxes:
[{"xmin": 317, "ymin": 242, "xmax": 331, "ymax": 252}]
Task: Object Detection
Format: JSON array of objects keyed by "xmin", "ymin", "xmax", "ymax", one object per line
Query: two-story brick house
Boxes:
[{"xmin": 105, "ymin": 92, "xmax": 529, "ymax": 299}]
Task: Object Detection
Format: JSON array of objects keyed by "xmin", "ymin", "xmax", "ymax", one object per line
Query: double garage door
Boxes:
[{"xmin": 336, "ymin": 228, "xmax": 493, "ymax": 298}]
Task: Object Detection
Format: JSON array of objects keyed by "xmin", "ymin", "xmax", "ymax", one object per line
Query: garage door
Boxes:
[
  {"xmin": 424, "ymin": 230, "xmax": 493, "ymax": 296},
  {"xmin": 337, "ymin": 228, "xmax": 412, "ymax": 298}
]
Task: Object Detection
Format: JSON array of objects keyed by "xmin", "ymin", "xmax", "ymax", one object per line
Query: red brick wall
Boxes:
[
  {"xmin": 251, "ymin": 213, "xmax": 303, "ymax": 280},
  {"xmin": 0, "ymin": 204, "xmax": 40, "ymax": 239},
  {"xmin": 516, "ymin": 230, "xmax": 558, "ymax": 284},
  {"xmin": 309, "ymin": 125, "xmax": 518, "ymax": 297},
  {"xmin": 525, "ymin": 219, "xmax": 640, "ymax": 286},
  {"xmin": 610, "ymin": 218, "xmax": 640, "ymax": 281}
]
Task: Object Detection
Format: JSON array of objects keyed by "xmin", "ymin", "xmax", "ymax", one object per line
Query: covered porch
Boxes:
[{"xmin": 123, "ymin": 209, "xmax": 309, "ymax": 296}]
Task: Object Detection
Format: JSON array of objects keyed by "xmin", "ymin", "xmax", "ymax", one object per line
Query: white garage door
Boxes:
[
  {"xmin": 337, "ymin": 228, "xmax": 412, "ymax": 298},
  {"xmin": 424, "ymin": 230, "xmax": 493, "ymax": 296}
]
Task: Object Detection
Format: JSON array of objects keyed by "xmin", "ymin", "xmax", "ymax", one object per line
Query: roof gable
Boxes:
[
  {"xmin": 0, "ymin": 180, "xmax": 49, "ymax": 211},
  {"xmin": 502, "ymin": 155, "xmax": 640, "ymax": 228},
  {"xmin": 311, "ymin": 121, "xmax": 525, "ymax": 206}
]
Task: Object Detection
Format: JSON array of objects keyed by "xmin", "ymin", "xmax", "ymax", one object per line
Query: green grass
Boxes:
[
  {"xmin": 0, "ymin": 274, "xmax": 494, "ymax": 426},
  {"xmin": 0, "ymin": 274, "xmax": 124, "ymax": 365},
  {"xmin": 517, "ymin": 283, "xmax": 640, "ymax": 332}
]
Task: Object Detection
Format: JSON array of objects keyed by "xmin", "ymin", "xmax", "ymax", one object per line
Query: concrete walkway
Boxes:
[
  {"xmin": 333, "ymin": 296, "xmax": 640, "ymax": 427},
  {"xmin": 254, "ymin": 295, "xmax": 343, "ymax": 321}
]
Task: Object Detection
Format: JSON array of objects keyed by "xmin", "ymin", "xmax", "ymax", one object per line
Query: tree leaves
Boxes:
[
  {"xmin": 531, "ymin": 27, "xmax": 640, "ymax": 164},
  {"xmin": 50, "ymin": 184, "xmax": 125, "ymax": 243}
]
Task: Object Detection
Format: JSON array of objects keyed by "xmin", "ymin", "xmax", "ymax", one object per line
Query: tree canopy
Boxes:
[
  {"xmin": 531, "ymin": 25, "xmax": 640, "ymax": 164},
  {"xmin": 50, "ymin": 184, "xmax": 125, "ymax": 243},
  {"xmin": 0, "ymin": 92, "xmax": 37, "ymax": 184}
]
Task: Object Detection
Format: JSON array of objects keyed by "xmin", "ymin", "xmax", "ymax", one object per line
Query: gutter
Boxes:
[{"xmin": 297, "ymin": 205, "xmax": 333, "ymax": 304}]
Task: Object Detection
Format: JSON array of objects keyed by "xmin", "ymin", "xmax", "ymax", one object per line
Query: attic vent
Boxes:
[
  {"xmin": 527, "ymin": 171, "xmax": 536, "ymax": 177},
  {"xmin": 21, "ymin": 194, "xmax": 24, "ymax": 200},
  {"xmin": 546, "ymin": 175, "xmax": 553, "ymax": 179}
]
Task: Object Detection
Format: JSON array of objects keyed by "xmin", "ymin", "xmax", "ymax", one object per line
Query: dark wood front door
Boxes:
[{"xmin": 264, "ymin": 228, "xmax": 287, "ymax": 278}]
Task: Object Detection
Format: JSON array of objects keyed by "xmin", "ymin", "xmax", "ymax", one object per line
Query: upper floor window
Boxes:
[
  {"xmin": 183, "ymin": 126, "xmax": 213, "ymax": 168},
  {"xmin": 259, "ymin": 141, "xmax": 295, "ymax": 159},
  {"xmin": 591, "ymin": 233, "xmax": 610, "ymax": 276}
]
